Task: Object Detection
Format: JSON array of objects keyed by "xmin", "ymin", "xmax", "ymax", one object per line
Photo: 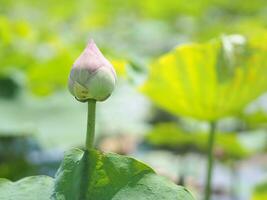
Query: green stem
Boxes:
[
  {"xmin": 86, "ymin": 99, "xmax": 96, "ymax": 150},
  {"xmin": 204, "ymin": 121, "xmax": 216, "ymax": 200}
]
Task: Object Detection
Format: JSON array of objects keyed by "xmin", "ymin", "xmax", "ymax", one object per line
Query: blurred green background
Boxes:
[{"xmin": 0, "ymin": 0, "xmax": 267, "ymax": 200}]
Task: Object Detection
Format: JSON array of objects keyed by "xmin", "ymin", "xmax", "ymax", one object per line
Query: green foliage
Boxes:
[
  {"xmin": 0, "ymin": 77, "xmax": 19, "ymax": 98},
  {"xmin": 1, "ymin": 0, "xmax": 267, "ymax": 96},
  {"xmin": 0, "ymin": 148, "xmax": 195, "ymax": 199},
  {"xmin": 0, "ymin": 176, "xmax": 53, "ymax": 200},
  {"xmin": 0, "ymin": 134, "xmax": 38, "ymax": 180},
  {"xmin": 141, "ymin": 35, "xmax": 267, "ymax": 121},
  {"xmin": 252, "ymin": 181, "xmax": 267, "ymax": 200},
  {"xmin": 242, "ymin": 110, "xmax": 267, "ymax": 128},
  {"xmin": 146, "ymin": 123, "xmax": 249, "ymax": 160},
  {"xmin": 53, "ymin": 148, "xmax": 194, "ymax": 200},
  {"xmin": 1, "ymin": 1, "xmax": 266, "ymax": 198}
]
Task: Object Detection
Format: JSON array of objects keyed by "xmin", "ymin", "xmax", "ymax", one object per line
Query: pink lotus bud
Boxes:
[{"xmin": 68, "ymin": 40, "xmax": 116, "ymax": 102}]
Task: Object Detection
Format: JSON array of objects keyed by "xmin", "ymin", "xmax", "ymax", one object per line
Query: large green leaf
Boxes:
[
  {"xmin": 141, "ymin": 35, "xmax": 267, "ymax": 121},
  {"xmin": 52, "ymin": 148, "xmax": 194, "ymax": 200},
  {"xmin": 0, "ymin": 176, "xmax": 53, "ymax": 200}
]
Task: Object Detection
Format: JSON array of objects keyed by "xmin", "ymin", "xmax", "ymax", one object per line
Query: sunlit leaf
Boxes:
[{"xmin": 141, "ymin": 35, "xmax": 267, "ymax": 121}]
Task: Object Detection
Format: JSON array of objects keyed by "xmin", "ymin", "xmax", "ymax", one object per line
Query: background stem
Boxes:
[
  {"xmin": 86, "ymin": 100, "xmax": 96, "ymax": 150},
  {"xmin": 204, "ymin": 121, "xmax": 216, "ymax": 200}
]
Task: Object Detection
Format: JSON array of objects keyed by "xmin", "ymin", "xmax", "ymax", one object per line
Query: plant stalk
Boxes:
[
  {"xmin": 204, "ymin": 121, "xmax": 216, "ymax": 200},
  {"xmin": 86, "ymin": 99, "xmax": 96, "ymax": 150}
]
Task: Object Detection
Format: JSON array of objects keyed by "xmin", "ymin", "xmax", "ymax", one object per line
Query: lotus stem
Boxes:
[
  {"xmin": 86, "ymin": 99, "xmax": 96, "ymax": 150},
  {"xmin": 204, "ymin": 121, "xmax": 216, "ymax": 200}
]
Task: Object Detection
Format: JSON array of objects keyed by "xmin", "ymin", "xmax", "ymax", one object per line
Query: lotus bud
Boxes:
[{"xmin": 68, "ymin": 40, "xmax": 116, "ymax": 102}]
